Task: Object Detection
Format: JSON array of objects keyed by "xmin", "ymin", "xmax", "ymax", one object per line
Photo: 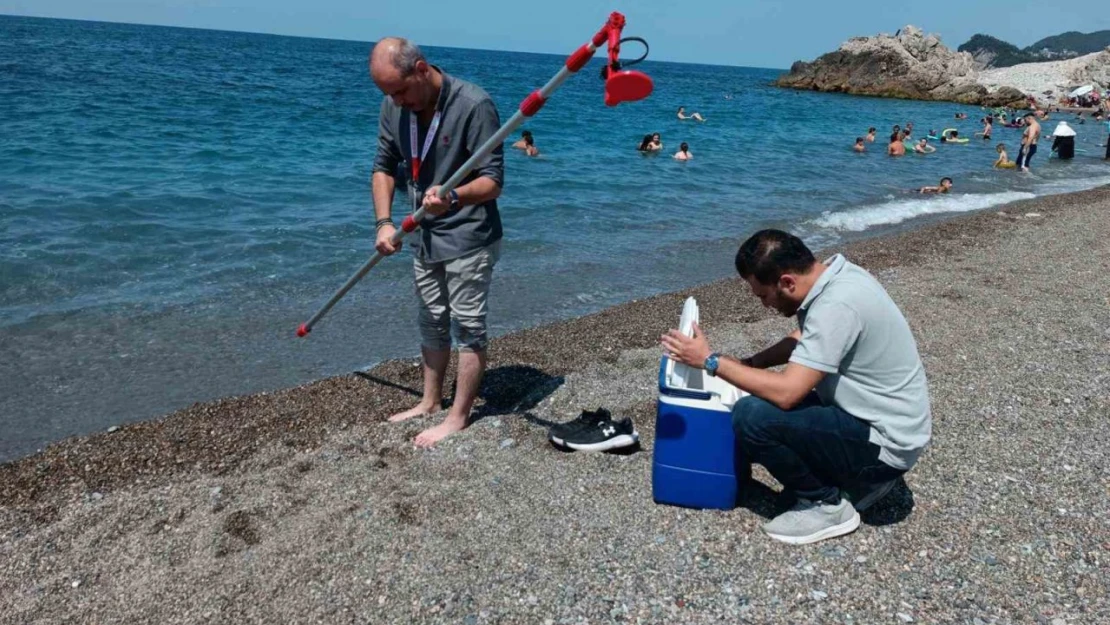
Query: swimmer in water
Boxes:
[
  {"xmin": 512, "ymin": 130, "xmax": 533, "ymax": 150},
  {"xmin": 854, "ymin": 137, "xmax": 866, "ymax": 152},
  {"xmin": 919, "ymin": 177, "xmax": 953, "ymax": 194},
  {"xmin": 976, "ymin": 117, "xmax": 993, "ymax": 140},
  {"xmin": 674, "ymin": 141, "xmax": 692, "ymax": 160},
  {"xmin": 866, "ymin": 127, "xmax": 877, "ymax": 142},
  {"xmin": 888, "ymin": 132, "xmax": 906, "ymax": 156},
  {"xmin": 650, "ymin": 132, "xmax": 663, "ymax": 151},
  {"xmin": 522, "ymin": 132, "xmax": 539, "ymax": 157},
  {"xmin": 677, "ymin": 106, "xmax": 706, "ymax": 122},
  {"xmin": 914, "ymin": 138, "xmax": 935, "ymax": 154},
  {"xmin": 994, "ymin": 143, "xmax": 1012, "ymax": 168},
  {"xmin": 638, "ymin": 134, "xmax": 654, "ymax": 152}
]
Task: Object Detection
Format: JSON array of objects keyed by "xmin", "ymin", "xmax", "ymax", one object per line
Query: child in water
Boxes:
[
  {"xmin": 919, "ymin": 177, "xmax": 953, "ymax": 194},
  {"xmin": 994, "ymin": 143, "xmax": 1014, "ymax": 168}
]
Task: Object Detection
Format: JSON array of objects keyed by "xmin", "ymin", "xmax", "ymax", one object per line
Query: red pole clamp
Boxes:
[
  {"xmin": 606, "ymin": 12, "xmax": 626, "ymax": 68},
  {"xmin": 519, "ymin": 90, "xmax": 547, "ymax": 117},
  {"xmin": 401, "ymin": 215, "xmax": 419, "ymax": 233}
]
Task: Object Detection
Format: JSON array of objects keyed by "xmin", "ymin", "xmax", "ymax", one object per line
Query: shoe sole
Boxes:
[
  {"xmin": 764, "ymin": 510, "xmax": 861, "ymax": 545},
  {"xmin": 853, "ymin": 480, "xmax": 896, "ymax": 512},
  {"xmin": 563, "ymin": 433, "xmax": 639, "ymax": 452}
]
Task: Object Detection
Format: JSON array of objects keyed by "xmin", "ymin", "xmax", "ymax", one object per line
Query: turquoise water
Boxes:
[{"xmin": 3, "ymin": 15, "xmax": 1109, "ymax": 461}]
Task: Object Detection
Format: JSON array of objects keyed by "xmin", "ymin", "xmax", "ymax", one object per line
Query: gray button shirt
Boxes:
[
  {"xmin": 790, "ymin": 254, "xmax": 933, "ymax": 470},
  {"xmin": 372, "ymin": 69, "xmax": 504, "ymax": 263}
]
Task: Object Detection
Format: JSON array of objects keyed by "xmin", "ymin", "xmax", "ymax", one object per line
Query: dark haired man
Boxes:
[
  {"xmin": 661, "ymin": 230, "xmax": 931, "ymax": 544},
  {"xmin": 1016, "ymin": 113, "xmax": 1041, "ymax": 172}
]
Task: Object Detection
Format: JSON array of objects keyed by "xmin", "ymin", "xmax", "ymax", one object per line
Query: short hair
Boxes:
[
  {"xmin": 522, "ymin": 130, "xmax": 532, "ymax": 139},
  {"xmin": 868, "ymin": 127, "xmax": 876, "ymax": 133},
  {"xmin": 735, "ymin": 230, "xmax": 817, "ymax": 285},
  {"xmin": 941, "ymin": 177, "xmax": 953, "ymax": 184},
  {"xmin": 1024, "ymin": 112, "xmax": 1035, "ymax": 119},
  {"xmin": 855, "ymin": 137, "xmax": 864, "ymax": 142},
  {"xmin": 384, "ymin": 38, "xmax": 426, "ymax": 77}
]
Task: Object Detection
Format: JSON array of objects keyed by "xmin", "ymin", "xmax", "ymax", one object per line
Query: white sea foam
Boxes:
[{"xmin": 813, "ymin": 191, "xmax": 1036, "ymax": 232}]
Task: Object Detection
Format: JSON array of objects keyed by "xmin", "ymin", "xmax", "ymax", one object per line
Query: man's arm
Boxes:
[
  {"xmin": 661, "ymin": 324, "xmax": 822, "ymax": 410},
  {"xmin": 372, "ymin": 98, "xmax": 403, "ymax": 223},
  {"xmin": 373, "ymin": 172, "xmax": 396, "ymax": 222},
  {"xmin": 715, "ymin": 359, "xmax": 825, "ymax": 411},
  {"xmin": 458, "ymin": 98, "xmax": 504, "ymax": 206},
  {"xmin": 741, "ymin": 330, "xmax": 801, "ymax": 369}
]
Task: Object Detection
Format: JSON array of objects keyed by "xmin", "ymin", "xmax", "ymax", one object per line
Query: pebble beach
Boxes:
[{"xmin": 3, "ymin": 185, "xmax": 1110, "ymax": 624}]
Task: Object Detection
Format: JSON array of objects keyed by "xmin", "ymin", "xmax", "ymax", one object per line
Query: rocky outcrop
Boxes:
[
  {"xmin": 776, "ymin": 25, "xmax": 1029, "ymax": 107},
  {"xmin": 978, "ymin": 47, "xmax": 1110, "ymax": 106}
]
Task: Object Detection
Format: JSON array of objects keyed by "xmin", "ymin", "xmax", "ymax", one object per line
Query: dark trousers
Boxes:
[
  {"xmin": 1016, "ymin": 144, "xmax": 1038, "ymax": 168},
  {"xmin": 732, "ymin": 394, "xmax": 904, "ymax": 503}
]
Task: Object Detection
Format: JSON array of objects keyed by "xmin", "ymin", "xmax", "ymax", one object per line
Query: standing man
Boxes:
[
  {"xmin": 370, "ymin": 38, "xmax": 505, "ymax": 448},
  {"xmin": 1016, "ymin": 112, "xmax": 1041, "ymax": 172},
  {"xmin": 661, "ymin": 230, "xmax": 932, "ymax": 545}
]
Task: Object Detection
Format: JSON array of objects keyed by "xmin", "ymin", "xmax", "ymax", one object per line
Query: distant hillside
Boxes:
[
  {"xmin": 957, "ymin": 34, "xmax": 1035, "ymax": 69},
  {"xmin": 1026, "ymin": 30, "xmax": 1110, "ymax": 57},
  {"xmin": 958, "ymin": 29, "xmax": 1110, "ymax": 69}
]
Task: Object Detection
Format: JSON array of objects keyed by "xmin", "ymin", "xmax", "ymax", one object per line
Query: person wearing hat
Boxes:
[{"xmin": 1050, "ymin": 121, "xmax": 1077, "ymax": 160}]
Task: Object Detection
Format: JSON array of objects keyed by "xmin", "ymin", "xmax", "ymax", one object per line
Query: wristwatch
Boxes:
[
  {"xmin": 704, "ymin": 353, "xmax": 720, "ymax": 377},
  {"xmin": 448, "ymin": 189, "xmax": 460, "ymax": 208}
]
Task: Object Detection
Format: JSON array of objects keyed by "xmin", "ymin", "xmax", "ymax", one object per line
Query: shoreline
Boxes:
[
  {"xmin": 3, "ymin": 184, "xmax": 1109, "ymax": 622},
  {"xmin": 1, "ymin": 184, "xmax": 1105, "ymax": 509}
]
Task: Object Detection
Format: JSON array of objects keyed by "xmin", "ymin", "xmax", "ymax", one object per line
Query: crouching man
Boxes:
[{"xmin": 661, "ymin": 229, "xmax": 931, "ymax": 545}]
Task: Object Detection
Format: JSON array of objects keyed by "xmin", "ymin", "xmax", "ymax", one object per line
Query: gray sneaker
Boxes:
[
  {"xmin": 847, "ymin": 479, "xmax": 896, "ymax": 512},
  {"xmin": 762, "ymin": 496, "xmax": 861, "ymax": 545}
]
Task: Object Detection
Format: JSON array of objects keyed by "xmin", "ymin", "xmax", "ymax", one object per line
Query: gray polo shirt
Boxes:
[
  {"xmin": 372, "ymin": 69, "xmax": 503, "ymax": 263},
  {"xmin": 790, "ymin": 254, "xmax": 932, "ymax": 470}
]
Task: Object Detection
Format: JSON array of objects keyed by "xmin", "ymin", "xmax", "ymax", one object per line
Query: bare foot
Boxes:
[
  {"xmin": 388, "ymin": 402, "xmax": 441, "ymax": 423},
  {"xmin": 413, "ymin": 415, "xmax": 467, "ymax": 448}
]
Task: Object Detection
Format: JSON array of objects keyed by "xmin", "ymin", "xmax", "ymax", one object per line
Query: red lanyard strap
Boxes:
[{"xmin": 408, "ymin": 110, "xmax": 443, "ymax": 182}]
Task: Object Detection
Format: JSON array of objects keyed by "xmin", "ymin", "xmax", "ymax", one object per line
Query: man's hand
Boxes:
[
  {"xmin": 660, "ymin": 321, "xmax": 712, "ymax": 368},
  {"xmin": 422, "ymin": 185, "xmax": 452, "ymax": 216},
  {"xmin": 375, "ymin": 224, "xmax": 399, "ymax": 255}
]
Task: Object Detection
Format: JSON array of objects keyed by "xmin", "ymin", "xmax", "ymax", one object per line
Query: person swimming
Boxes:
[
  {"xmin": 677, "ymin": 106, "xmax": 706, "ymax": 122},
  {"xmin": 638, "ymin": 134, "xmax": 654, "ymax": 152},
  {"xmin": 674, "ymin": 141, "xmax": 693, "ymax": 160},
  {"xmin": 994, "ymin": 143, "xmax": 1014, "ymax": 168},
  {"xmin": 888, "ymin": 132, "xmax": 906, "ymax": 156},
  {"xmin": 919, "ymin": 177, "xmax": 953, "ymax": 194},
  {"xmin": 866, "ymin": 127, "xmax": 877, "ymax": 142},
  {"xmin": 522, "ymin": 132, "xmax": 539, "ymax": 157},
  {"xmin": 512, "ymin": 130, "xmax": 533, "ymax": 150},
  {"xmin": 976, "ymin": 117, "xmax": 993, "ymax": 140},
  {"xmin": 650, "ymin": 132, "xmax": 663, "ymax": 151},
  {"xmin": 914, "ymin": 138, "xmax": 935, "ymax": 154},
  {"xmin": 854, "ymin": 137, "xmax": 866, "ymax": 152}
]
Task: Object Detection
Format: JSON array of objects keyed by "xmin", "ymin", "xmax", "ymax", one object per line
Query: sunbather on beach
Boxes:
[
  {"xmin": 661, "ymin": 230, "xmax": 931, "ymax": 545},
  {"xmin": 919, "ymin": 177, "xmax": 953, "ymax": 194}
]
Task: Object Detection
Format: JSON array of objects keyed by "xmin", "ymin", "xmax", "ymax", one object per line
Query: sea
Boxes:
[{"xmin": 3, "ymin": 15, "xmax": 1110, "ymax": 462}]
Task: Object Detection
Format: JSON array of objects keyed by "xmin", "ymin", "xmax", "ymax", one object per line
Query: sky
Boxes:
[{"xmin": 3, "ymin": 0, "xmax": 1108, "ymax": 69}]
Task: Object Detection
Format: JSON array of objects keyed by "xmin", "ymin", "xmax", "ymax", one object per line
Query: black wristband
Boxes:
[{"xmin": 375, "ymin": 218, "xmax": 394, "ymax": 230}]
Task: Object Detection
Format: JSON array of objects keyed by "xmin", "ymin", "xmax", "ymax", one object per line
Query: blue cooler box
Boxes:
[{"xmin": 652, "ymin": 355, "xmax": 750, "ymax": 510}]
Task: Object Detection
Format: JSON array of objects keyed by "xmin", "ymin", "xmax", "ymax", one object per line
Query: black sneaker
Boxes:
[
  {"xmin": 561, "ymin": 414, "xmax": 639, "ymax": 452},
  {"xmin": 548, "ymin": 408, "xmax": 609, "ymax": 446}
]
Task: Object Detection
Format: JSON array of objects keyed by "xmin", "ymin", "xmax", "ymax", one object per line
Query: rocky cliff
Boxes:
[{"xmin": 776, "ymin": 26, "xmax": 1028, "ymax": 108}]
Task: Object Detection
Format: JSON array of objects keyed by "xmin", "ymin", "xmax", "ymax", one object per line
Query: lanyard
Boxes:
[{"xmin": 408, "ymin": 108, "xmax": 441, "ymax": 193}]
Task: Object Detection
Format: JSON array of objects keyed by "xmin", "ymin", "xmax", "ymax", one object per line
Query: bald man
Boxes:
[{"xmin": 369, "ymin": 38, "xmax": 505, "ymax": 448}]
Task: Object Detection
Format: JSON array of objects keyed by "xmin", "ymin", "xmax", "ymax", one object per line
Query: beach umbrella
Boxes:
[{"xmin": 297, "ymin": 13, "xmax": 655, "ymax": 337}]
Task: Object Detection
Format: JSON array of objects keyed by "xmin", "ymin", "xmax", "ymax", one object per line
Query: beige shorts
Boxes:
[{"xmin": 413, "ymin": 240, "xmax": 501, "ymax": 352}]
